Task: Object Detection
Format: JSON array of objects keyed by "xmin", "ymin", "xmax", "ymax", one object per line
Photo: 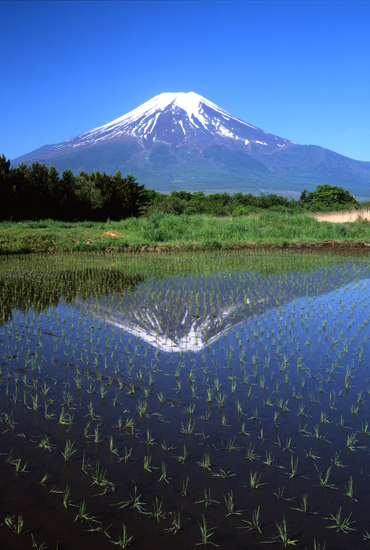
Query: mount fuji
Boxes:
[{"xmin": 11, "ymin": 92, "xmax": 370, "ymax": 196}]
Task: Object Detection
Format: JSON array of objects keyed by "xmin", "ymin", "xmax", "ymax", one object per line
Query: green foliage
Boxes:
[
  {"xmin": 0, "ymin": 156, "xmax": 149, "ymax": 221},
  {"xmin": 307, "ymin": 184, "xmax": 357, "ymax": 208},
  {"xmin": 142, "ymin": 189, "xmax": 298, "ymax": 217},
  {"xmin": 0, "ymin": 154, "xmax": 363, "ymax": 223},
  {"xmin": 232, "ymin": 206, "xmax": 249, "ymax": 217}
]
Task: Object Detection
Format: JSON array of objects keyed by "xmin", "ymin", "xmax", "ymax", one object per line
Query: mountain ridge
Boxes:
[{"xmin": 11, "ymin": 92, "xmax": 370, "ymax": 196}]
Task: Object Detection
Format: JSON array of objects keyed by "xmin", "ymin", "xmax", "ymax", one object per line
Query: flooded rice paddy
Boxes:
[{"xmin": 1, "ymin": 250, "xmax": 370, "ymax": 549}]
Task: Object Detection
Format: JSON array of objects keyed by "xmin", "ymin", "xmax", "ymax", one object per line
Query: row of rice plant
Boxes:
[{"xmin": 1, "ymin": 250, "xmax": 370, "ymax": 549}]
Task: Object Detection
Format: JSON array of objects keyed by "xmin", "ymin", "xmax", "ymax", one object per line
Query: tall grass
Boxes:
[{"xmin": 1, "ymin": 211, "xmax": 370, "ymax": 254}]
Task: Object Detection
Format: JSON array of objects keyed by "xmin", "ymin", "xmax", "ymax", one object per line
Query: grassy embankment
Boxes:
[{"xmin": 1, "ymin": 209, "xmax": 370, "ymax": 255}]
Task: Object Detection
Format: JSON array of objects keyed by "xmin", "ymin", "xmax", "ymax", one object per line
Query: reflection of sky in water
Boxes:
[{"xmin": 2, "ymin": 258, "xmax": 370, "ymax": 549}]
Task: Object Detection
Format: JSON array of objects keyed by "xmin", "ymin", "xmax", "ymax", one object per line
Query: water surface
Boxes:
[{"xmin": 1, "ymin": 251, "xmax": 370, "ymax": 549}]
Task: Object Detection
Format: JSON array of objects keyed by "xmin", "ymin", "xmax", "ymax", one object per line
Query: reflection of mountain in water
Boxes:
[
  {"xmin": 82, "ymin": 260, "xmax": 370, "ymax": 352},
  {"xmin": 100, "ymin": 295, "xmax": 266, "ymax": 353}
]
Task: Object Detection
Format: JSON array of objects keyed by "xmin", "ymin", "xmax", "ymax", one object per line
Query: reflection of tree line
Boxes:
[{"xmin": 0, "ymin": 269, "xmax": 144, "ymax": 325}]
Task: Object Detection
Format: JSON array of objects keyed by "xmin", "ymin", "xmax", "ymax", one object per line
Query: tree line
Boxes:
[
  {"xmin": 0, "ymin": 155, "xmax": 148, "ymax": 221},
  {"xmin": 0, "ymin": 154, "xmax": 359, "ymax": 221},
  {"xmin": 146, "ymin": 185, "xmax": 358, "ymax": 217}
]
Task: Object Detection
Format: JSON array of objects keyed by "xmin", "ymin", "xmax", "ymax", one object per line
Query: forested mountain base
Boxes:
[{"xmin": 0, "ymin": 154, "xmax": 363, "ymax": 222}]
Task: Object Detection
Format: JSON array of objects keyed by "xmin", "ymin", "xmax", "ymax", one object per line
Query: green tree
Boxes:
[
  {"xmin": 113, "ymin": 173, "xmax": 148, "ymax": 219},
  {"xmin": 0, "ymin": 155, "xmax": 13, "ymax": 219},
  {"xmin": 307, "ymin": 184, "xmax": 356, "ymax": 208},
  {"xmin": 300, "ymin": 189, "xmax": 309, "ymax": 202},
  {"xmin": 74, "ymin": 171, "xmax": 104, "ymax": 217},
  {"xmin": 0, "ymin": 154, "xmax": 11, "ymax": 175}
]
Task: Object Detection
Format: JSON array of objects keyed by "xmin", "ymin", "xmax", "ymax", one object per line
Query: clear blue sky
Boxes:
[{"xmin": 2, "ymin": 0, "xmax": 370, "ymax": 162}]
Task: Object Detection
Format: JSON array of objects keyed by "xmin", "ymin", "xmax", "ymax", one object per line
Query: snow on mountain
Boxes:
[
  {"xmin": 11, "ymin": 91, "xmax": 370, "ymax": 195},
  {"xmin": 49, "ymin": 91, "xmax": 293, "ymax": 153}
]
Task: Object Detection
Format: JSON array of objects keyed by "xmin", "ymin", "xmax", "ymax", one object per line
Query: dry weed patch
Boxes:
[
  {"xmin": 102, "ymin": 231, "xmax": 123, "ymax": 237},
  {"xmin": 310, "ymin": 208, "xmax": 370, "ymax": 223}
]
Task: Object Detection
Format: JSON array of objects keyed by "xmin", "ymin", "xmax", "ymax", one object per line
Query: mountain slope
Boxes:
[{"xmin": 11, "ymin": 92, "xmax": 370, "ymax": 196}]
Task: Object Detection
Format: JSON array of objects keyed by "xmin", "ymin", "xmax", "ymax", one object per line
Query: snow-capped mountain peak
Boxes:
[
  {"xmin": 57, "ymin": 91, "xmax": 291, "ymax": 152},
  {"xmin": 89, "ymin": 91, "xmax": 250, "ymax": 136},
  {"xmin": 12, "ymin": 91, "xmax": 369, "ymax": 195}
]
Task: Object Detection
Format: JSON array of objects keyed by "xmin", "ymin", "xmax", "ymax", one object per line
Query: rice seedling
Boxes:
[
  {"xmin": 282, "ymin": 438, "xmax": 294, "ymax": 453},
  {"xmin": 274, "ymin": 487, "xmax": 294, "ymax": 502},
  {"xmin": 136, "ymin": 398, "xmax": 149, "ymax": 418},
  {"xmin": 110, "ymin": 523, "xmax": 133, "ymax": 548},
  {"xmin": 264, "ymin": 395, "xmax": 274, "ymax": 407},
  {"xmin": 240, "ymin": 506, "xmax": 262, "ymax": 533},
  {"xmin": 325, "ymin": 507, "xmax": 356, "ymax": 534},
  {"xmin": 336, "ymin": 415, "xmax": 349, "ymax": 429},
  {"xmin": 94, "ymin": 427, "xmax": 102, "ymax": 444},
  {"xmin": 320, "ymin": 411, "xmax": 330, "ymax": 425},
  {"xmin": 245, "ymin": 443, "xmax": 260, "ymax": 462},
  {"xmin": 213, "ymin": 377, "xmax": 221, "ymax": 393},
  {"xmin": 185, "ymin": 402, "xmax": 196, "ymax": 415},
  {"xmin": 74, "ymin": 500, "xmax": 97, "ymax": 523},
  {"xmin": 286, "ymin": 456, "xmax": 299, "ymax": 479},
  {"xmin": 108, "ymin": 435, "xmax": 119, "ymax": 456},
  {"xmin": 91, "ymin": 460, "xmax": 116, "ymax": 495},
  {"xmin": 196, "ymin": 515, "xmax": 219, "ymax": 547},
  {"xmin": 215, "ymin": 393, "xmax": 227, "ymax": 408},
  {"xmin": 221, "ymin": 436, "xmax": 240, "ymax": 452},
  {"xmin": 30, "ymin": 533, "xmax": 48, "ymax": 549},
  {"xmin": 39, "ymin": 473, "xmax": 50, "ymax": 486},
  {"xmin": 359, "ymin": 421, "xmax": 370, "ymax": 436},
  {"xmin": 331, "ymin": 451, "xmax": 346, "ymax": 469},
  {"xmin": 12, "ymin": 457, "xmax": 29, "ymax": 475},
  {"xmin": 277, "ymin": 397, "xmax": 289, "ymax": 413},
  {"xmin": 346, "ymin": 432, "xmax": 366, "ymax": 453},
  {"xmin": 61, "ymin": 439, "xmax": 76, "ymax": 462},
  {"xmin": 314, "ymin": 465, "xmax": 337, "ymax": 490},
  {"xmin": 267, "ymin": 517, "xmax": 298, "ymax": 546},
  {"xmin": 224, "ymin": 491, "xmax": 243, "ymax": 516},
  {"xmin": 180, "ymin": 419, "xmax": 196, "ymax": 435},
  {"xmin": 148, "ymin": 497, "xmax": 166, "ymax": 522},
  {"xmin": 291, "ymin": 493, "xmax": 318, "ymax": 515},
  {"xmin": 197, "ymin": 452, "xmax": 212, "ymax": 471},
  {"xmin": 165, "ymin": 508, "xmax": 182, "ymax": 534},
  {"xmin": 196, "ymin": 487, "xmax": 220, "ymax": 507},
  {"xmin": 158, "ymin": 461, "xmax": 170, "ymax": 483},
  {"xmin": 143, "ymin": 455, "xmax": 154, "ymax": 474},
  {"xmin": 312, "ymin": 424, "xmax": 330, "ymax": 443},
  {"xmin": 49, "ymin": 485, "xmax": 64, "ymax": 495},
  {"xmin": 113, "ymin": 484, "xmax": 146, "ymax": 513},
  {"xmin": 124, "ymin": 417, "xmax": 136, "ymax": 434},
  {"xmin": 212, "ymin": 468, "xmax": 236, "ymax": 479},
  {"xmin": 249, "ymin": 470, "xmax": 265, "ymax": 490},
  {"xmin": 181, "ymin": 477, "xmax": 189, "ymax": 496},
  {"xmin": 262, "ymin": 450, "xmax": 284, "ymax": 469},
  {"xmin": 176, "ymin": 444, "xmax": 188, "ymax": 464},
  {"xmin": 304, "ymin": 448, "xmax": 320, "ymax": 461},
  {"xmin": 62, "ymin": 485, "xmax": 72, "ymax": 508},
  {"xmin": 239, "ymin": 423, "xmax": 250, "ymax": 436},
  {"xmin": 4, "ymin": 514, "xmax": 25, "ymax": 535},
  {"xmin": 250, "ymin": 407, "xmax": 263, "ymax": 422},
  {"xmin": 343, "ymin": 476, "xmax": 358, "ymax": 502}
]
